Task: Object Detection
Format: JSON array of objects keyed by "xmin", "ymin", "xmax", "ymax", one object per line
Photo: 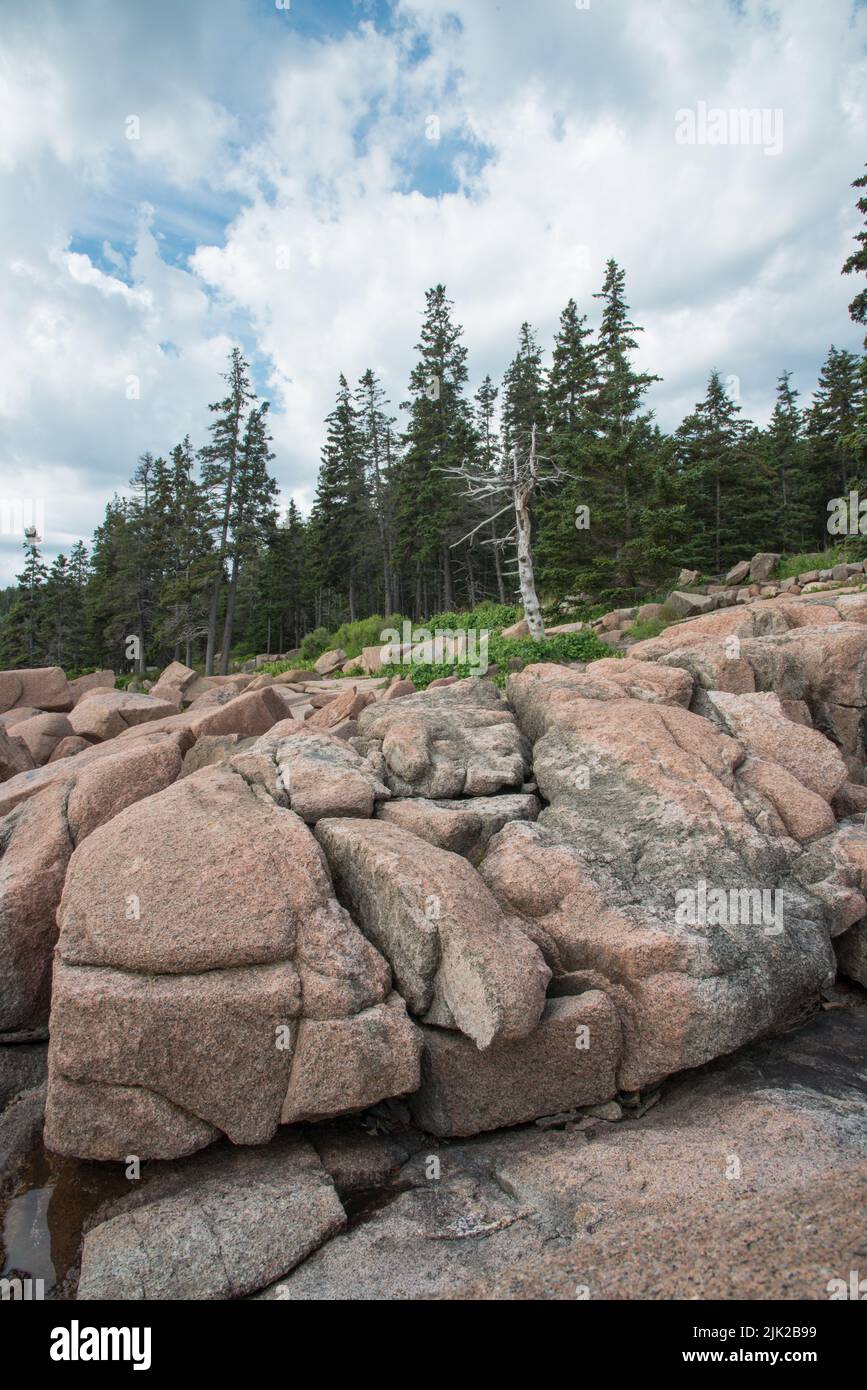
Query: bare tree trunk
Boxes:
[
  {"xmin": 512, "ymin": 428, "xmax": 545, "ymax": 641},
  {"xmin": 220, "ymin": 554, "xmax": 240, "ymax": 673}
]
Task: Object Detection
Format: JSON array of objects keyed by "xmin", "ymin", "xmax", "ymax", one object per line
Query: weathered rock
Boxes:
[
  {"xmin": 0, "ymin": 1083, "xmax": 46, "ymax": 1197},
  {"xmin": 667, "ymin": 590, "xmax": 715, "ymax": 619},
  {"xmin": 59, "ymin": 765, "xmax": 348, "ymax": 974},
  {"xmin": 281, "ymin": 992, "xmax": 422, "ymax": 1123},
  {"xmin": 309, "ymin": 1127, "xmax": 408, "ymax": 1194},
  {"xmin": 380, "ymin": 677, "xmax": 415, "ymax": 701},
  {"xmin": 496, "ymin": 671, "xmax": 837, "ymax": 1089},
  {"xmin": 835, "ymin": 922, "xmax": 867, "ymax": 986},
  {"xmin": 76, "ymin": 1137, "xmax": 346, "ymax": 1300},
  {"xmin": 0, "ymin": 706, "xmax": 40, "ymax": 728},
  {"xmin": 48, "ymin": 957, "xmax": 300, "ymax": 1147},
  {"xmin": 749, "ymin": 552, "xmax": 781, "ymax": 582},
  {"xmin": 0, "ymin": 727, "xmax": 35, "ymax": 781},
  {"xmin": 409, "ymin": 992, "xmax": 621, "ymax": 1137},
  {"xmin": 500, "ymin": 618, "xmax": 530, "ymax": 639},
  {"xmin": 305, "ymin": 685, "xmax": 373, "ymax": 731},
  {"xmin": 45, "ymin": 759, "xmax": 407, "ymax": 1158},
  {"xmin": 182, "ymin": 674, "xmax": 254, "ymax": 704},
  {"xmin": 737, "ymin": 756, "xmax": 836, "ymax": 843},
  {"xmin": 9, "ymin": 711, "xmax": 73, "ymax": 765},
  {"xmin": 44, "ymin": 1070, "xmax": 219, "ymax": 1161},
  {"xmin": 315, "ymin": 817, "xmax": 550, "ymax": 1048},
  {"xmin": 357, "ymin": 682, "xmax": 527, "ymax": 798},
  {"xmin": 636, "ymin": 601, "xmax": 668, "ymax": 623},
  {"xmin": 250, "ymin": 728, "xmax": 391, "ymax": 823},
  {"xmin": 117, "ymin": 685, "xmax": 288, "ymax": 744},
  {"xmin": 47, "ymin": 735, "xmax": 92, "ymax": 762},
  {"xmin": 69, "ymin": 689, "xmax": 177, "ymax": 742},
  {"xmin": 0, "ymin": 740, "xmax": 186, "ymax": 1036},
  {"xmin": 186, "ymin": 685, "xmax": 245, "ymax": 711},
  {"xmin": 726, "ymin": 560, "xmax": 751, "ymax": 585},
  {"xmin": 377, "ymin": 793, "xmax": 540, "ymax": 864},
  {"xmin": 67, "ymin": 670, "xmax": 115, "ymax": 704},
  {"xmin": 149, "ymin": 660, "xmax": 197, "ymax": 707},
  {"xmin": 435, "ymin": 1012, "xmax": 867, "ymax": 1301},
  {"xmin": 515, "ymin": 659, "xmax": 693, "ymax": 710},
  {"xmin": 314, "ymin": 648, "xmax": 347, "ymax": 676},
  {"xmin": 0, "ymin": 784, "xmax": 78, "ymax": 1036},
  {"xmin": 0, "ymin": 666, "xmax": 73, "ymax": 714},
  {"xmin": 702, "ymin": 691, "xmax": 848, "ymax": 802},
  {"xmin": 179, "ymin": 733, "xmax": 256, "ymax": 777},
  {"xmin": 0, "ymin": 1041, "xmax": 47, "ymax": 1110}
]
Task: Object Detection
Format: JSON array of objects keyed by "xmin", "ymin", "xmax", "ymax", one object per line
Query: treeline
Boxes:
[{"xmin": 2, "ymin": 170, "xmax": 865, "ymax": 673}]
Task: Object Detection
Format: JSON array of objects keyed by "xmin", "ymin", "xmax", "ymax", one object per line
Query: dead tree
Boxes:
[{"xmin": 443, "ymin": 422, "xmax": 562, "ymax": 641}]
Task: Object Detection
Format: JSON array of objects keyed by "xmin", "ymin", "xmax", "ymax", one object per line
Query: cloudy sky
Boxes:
[{"xmin": 1, "ymin": 0, "xmax": 865, "ymax": 584}]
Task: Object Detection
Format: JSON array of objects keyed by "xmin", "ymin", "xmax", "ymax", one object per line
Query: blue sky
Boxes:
[{"xmin": 0, "ymin": 0, "xmax": 865, "ymax": 584}]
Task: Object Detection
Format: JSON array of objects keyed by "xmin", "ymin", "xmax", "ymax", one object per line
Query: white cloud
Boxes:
[{"xmin": 0, "ymin": 0, "xmax": 865, "ymax": 584}]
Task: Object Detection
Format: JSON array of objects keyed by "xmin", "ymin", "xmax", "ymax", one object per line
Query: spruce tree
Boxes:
[
  {"xmin": 536, "ymin": 298, "xmax": 599, "ymax": 593},
  {"xmin": 583, "ymin": 260, "xmax": 661, "ymax": 592},
  {"xmin": 219, "ymin": 402, "xmax": 278, "ymax": 669},
  {"xmin": 356, "ymin": 369, "xmax": 398, "ymax": 615},
  {"xmin": 764, "ymin": 372, "xmax": 814, "ymax": 552},
  {"xmin": 310, "ymin": 374, "xmax": 370, "ymax": 626},
  {"xmin": 394, "ymin": 285, "xmax": 477, "ymax": 616},
  {"xmin": 0, "ymin": 534, "xmax": 47, "ymax": 667},
  {"xmin": 675, "ymin": 370, "xmax": 763, "ymax": 574},
  {"xmin": 806, "ymin": 345, "xmax": 863, "ymax": 509},
  {"xmin": 200, "ymin": 348, "xmax": 256, "ymax": 673}
]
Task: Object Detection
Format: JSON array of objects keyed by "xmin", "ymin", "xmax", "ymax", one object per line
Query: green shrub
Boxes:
[
  {"xmin": 626, "ymin": 617, "xmax": 668, "ymax": 642},
  {"xmin": 298, "ymin": 627, "xmax": 332, "ymax": 661},
  {"xmin": 381, "ymin": 626, "xmax": 613, "ymax": 689},
  {"xmin": 773, "ymin": 548, "xmax": 843, "ymax": 581}
]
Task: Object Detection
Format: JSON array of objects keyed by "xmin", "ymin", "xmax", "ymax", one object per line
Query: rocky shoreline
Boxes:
[{"xmin": 3, "ymin": 579, "xmax": 867, "ymax": 1298}]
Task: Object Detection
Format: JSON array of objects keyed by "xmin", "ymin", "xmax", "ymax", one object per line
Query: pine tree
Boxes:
[
  {"xmin": 219, "ymin": 402, "xmax": 278, "ymax": 668},
  {"xmin": 675, "ymin": 370, "xmax": 762, "ymax": 574},
  {"xmin": 41, "ymin": 553, "xmax": 78, "ymax": 669},
  {"xmin": 843, "ymin": 165, "xmax": 867, "ymax": 344},
  {"xmin": 536, "ymin": 298, "xmax": 599, "ymax": 592},
  {"xmin": 582, "ymin": 259, "xmax": 661, "ymax": 592},
  {"xmin": 0, "ymin": 534, "xmax": 47, "ymax": 667},
  {"xmin": 501, "ymin": 323, "xmax": 547, "ymax": 453},
  {"xmin": 764, "ymin": 371, "xmax": 814, "ymax": 552},
  {"xmin": 158, "ymin": 437, "xmax": 213, "ymax": 664},
  {"xmin": 394, "ymin": 285, "xmax": 477, "ymax": 616},
  {"xmin": 842, "ymin": 167, "xmax": 867, "ymax": 485},
  {"xmin": 806, "ymin": 345, "xmax": 863, "ymax": 508},
  {"xmin": 310, "ymin": 374, "xmax": 371, "ymax": 626},
  {"xmin": 256, "ymin": 499, "xmax": 311, "ymax": 655},
  {"xmin": 356, "ymin": 369, "xmax": 398, "ymax": 615},
  {"xmin": 200, "ymin": 347, "xmax": 256, "ymax": 673}
]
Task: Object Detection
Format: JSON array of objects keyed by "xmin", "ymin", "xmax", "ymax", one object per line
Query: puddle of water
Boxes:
[{"xmin": 1, "ymin": 1138, "xmax": 135, "ymax": 1299}]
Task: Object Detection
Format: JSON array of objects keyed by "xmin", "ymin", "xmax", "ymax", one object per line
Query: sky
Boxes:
[{"xmin": 0, "ymin": 0, "xmax": 866, "ymax": 585}]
